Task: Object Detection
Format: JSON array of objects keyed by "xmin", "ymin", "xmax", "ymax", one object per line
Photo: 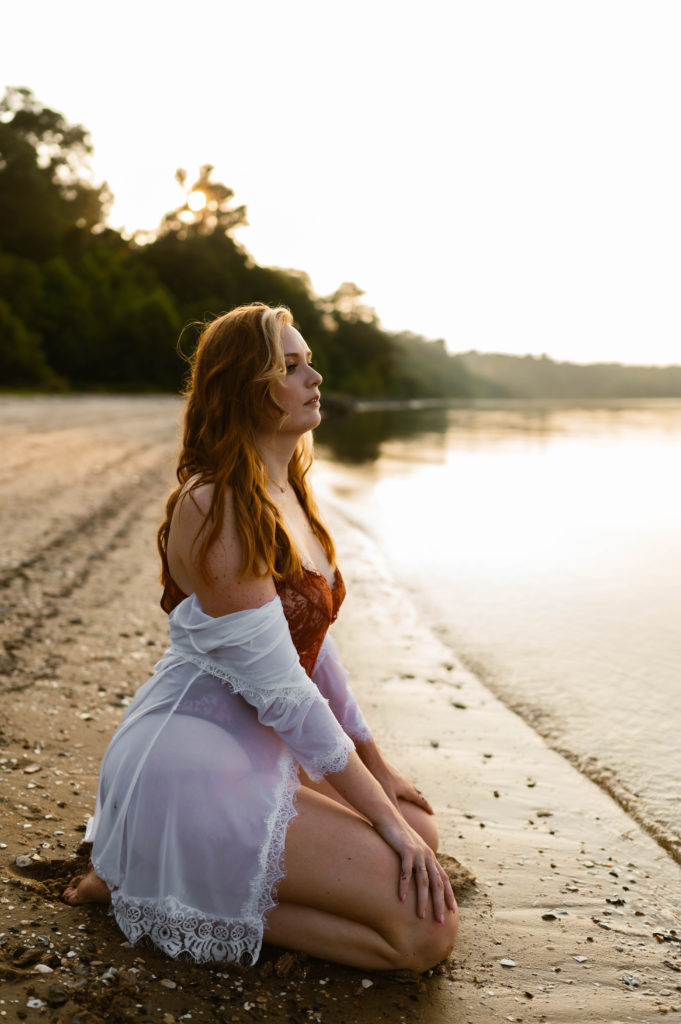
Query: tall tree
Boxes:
[
  {"xmin": 0, "ymin": 87, "xmax": 111, "ymax": 261},
  {"xmin": 159, "ymin": 164, "xmax": 247, "ymax": 239}
]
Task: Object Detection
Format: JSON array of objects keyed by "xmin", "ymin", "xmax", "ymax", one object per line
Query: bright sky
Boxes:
[{"xmin": 3, "ymin": 0, "xmax": 680, "ymax": 365}]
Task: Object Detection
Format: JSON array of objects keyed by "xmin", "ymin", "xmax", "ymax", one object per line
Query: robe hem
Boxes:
[{"xmin": 93, "ymin": 748, "xmax": 302, "ymax": 966}]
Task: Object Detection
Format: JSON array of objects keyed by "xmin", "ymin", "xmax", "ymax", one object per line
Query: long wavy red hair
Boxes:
[{"xmin": 158, "ymin": 303, "xmax": 335, "ymax": 612}]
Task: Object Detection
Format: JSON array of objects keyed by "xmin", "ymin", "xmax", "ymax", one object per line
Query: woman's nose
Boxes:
[{"xmin": 309, "ymin": 365, "xmax": 322, "ymax": 385}]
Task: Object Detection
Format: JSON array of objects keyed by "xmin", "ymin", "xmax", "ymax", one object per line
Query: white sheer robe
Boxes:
[{"xmin": 86, "ymin": 592, "xmax": 370, "ymax": 965}]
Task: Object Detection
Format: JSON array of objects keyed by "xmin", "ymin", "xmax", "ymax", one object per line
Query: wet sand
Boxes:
[{"xmin": 1, "ymin": 395, "xmax": 680, "ymax": 1023}]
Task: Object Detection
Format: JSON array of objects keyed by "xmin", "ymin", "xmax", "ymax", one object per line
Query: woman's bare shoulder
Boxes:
[
  {"xmin": 175, "ymin": 478, "xmax": 221, "ymax": 524},
  {"xmin": 170, "ymin": 478, "xmax": 275, "ymax": 616},
  {"xmin": 171, "ymin": 478, "xmax": 236, "ymax": 565}
]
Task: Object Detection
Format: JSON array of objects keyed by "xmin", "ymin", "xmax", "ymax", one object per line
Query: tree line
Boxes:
[
  {"xmin": 1, "ymin": 87, "xmax": 679, "ymax": 400},
  {"xmin": 0, "ymin": 87, "xmax": 480, "ymax": 398}
]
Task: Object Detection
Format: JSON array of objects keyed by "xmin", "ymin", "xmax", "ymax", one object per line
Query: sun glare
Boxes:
[{"xmin": 187, "ymin": 190, "xmax": 207, "ymax": 212}]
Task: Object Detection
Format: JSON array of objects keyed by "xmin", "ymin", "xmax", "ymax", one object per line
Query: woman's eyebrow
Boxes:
[{"xmin": 283, "ymin": 349, "xmax": 313, "ymax": 359}]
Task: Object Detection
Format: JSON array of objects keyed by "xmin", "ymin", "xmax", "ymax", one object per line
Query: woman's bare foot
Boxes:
[{"xmin": 63, "ymin": 867, "xmax": 110, "ymax": 906}]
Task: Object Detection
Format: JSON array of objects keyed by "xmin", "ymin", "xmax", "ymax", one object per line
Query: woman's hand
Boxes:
[
  {"xmin": 373, "ymin": 812, "xmax": 456, "ymax": 922},
  {"xmin": 327, "ymin": 751, "xmax": 455, "ymax": 922},
  {"xmin": 355, "ymin": 739, "xmax": 434, "ymax": 817},
  {"xmin": 373, "ymin": 759, "xmax": 435, "ymax": 816}
]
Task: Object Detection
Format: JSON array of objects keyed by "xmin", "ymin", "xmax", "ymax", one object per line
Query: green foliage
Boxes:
[
  {"xmin": 0, "ymin": 89, "xmax": 182, "ymax": 389},
  {"xmin": 160, "ymin": 165, "xmax": 247, "ymax": 239},
  {"xmin": 389, "ymin": 332, "xmax": 493, "ymax": 399},
  {"xmin": 0, "ymin": 297, "xmax": 54, "ymax": 385},
  {"xmin": 0, "ymin": 252, "xmax": 43, "ymax": 321},
  {"xmin": 0, "ymin": 87, "xmax": 110, "ymax": 260},
  {"xmin": 141, "ymin": 230, "xmax": 250, "ymax": 322}
]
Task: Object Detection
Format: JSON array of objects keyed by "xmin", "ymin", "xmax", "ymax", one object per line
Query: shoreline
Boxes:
[
  {"xmin": 324, "ymin": 494, "xmax": 681, "ymax": 1022},
  {"xmin": 1, "ymin": 395, "xmax": 681, "ymax": 1023}
]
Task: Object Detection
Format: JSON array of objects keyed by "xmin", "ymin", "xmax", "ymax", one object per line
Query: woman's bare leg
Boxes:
[
  {"xmin": 264, "ymin": 787, "xmax": 457, "ymax": 971},
  {"xmin": 62, "ymin": 788, "xmax": 457, "ymax": 970}
]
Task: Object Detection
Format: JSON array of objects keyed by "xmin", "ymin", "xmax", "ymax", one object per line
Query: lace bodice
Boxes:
[{"xmin": 275, "ymin": 567, "xmax": 345, "ymax": 676}]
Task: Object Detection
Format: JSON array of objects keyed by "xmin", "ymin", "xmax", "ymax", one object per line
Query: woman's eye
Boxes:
[{"xmin": 285, "ymin": 363, "xmax": 296, "ymax": 374}]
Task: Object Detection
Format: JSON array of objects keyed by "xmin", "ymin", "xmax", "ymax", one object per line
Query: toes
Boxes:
[
  {"xmin": 61, "ymin": 870, "xmax": 110, "ymax": 906},
  {"xmin": 62, "ymin": 875, "xmax": 85, "ymax": 904}
]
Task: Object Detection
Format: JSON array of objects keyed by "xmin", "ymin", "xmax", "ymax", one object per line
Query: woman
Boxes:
[{"xmin": 64, "ymin": 303, "xmax": 458, "ymax": 970}]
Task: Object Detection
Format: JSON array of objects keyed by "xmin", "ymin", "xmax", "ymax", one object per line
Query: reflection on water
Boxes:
[
  {"xmin": 317, "ymin": 398, "xmax": 681, "ymax": 862},
  {"xmin": 317, "ymin": 406, "xmax": 452, "ymax": 462},
  {"xmin": 317, "ymin": 397, "xmax": 681, "ymax": 464}
]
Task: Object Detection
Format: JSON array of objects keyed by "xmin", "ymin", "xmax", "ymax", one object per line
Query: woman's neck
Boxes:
[{"xmin": 257, "ymin": 432, "xmax": 298, "ymax": 496}]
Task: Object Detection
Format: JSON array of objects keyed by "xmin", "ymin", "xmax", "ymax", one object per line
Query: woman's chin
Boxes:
[{"xmin": 298, "ymin": 408, "xmax": 322, "ymax": 431}]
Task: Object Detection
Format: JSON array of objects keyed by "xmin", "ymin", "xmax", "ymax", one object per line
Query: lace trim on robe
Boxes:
[
  {"xmin": 345, "ymin": 720, "xmax": 372, "ymax": 742},
  {"xmin": 165, "ymin": 646, "xmax": 313, "ymax": 708}
]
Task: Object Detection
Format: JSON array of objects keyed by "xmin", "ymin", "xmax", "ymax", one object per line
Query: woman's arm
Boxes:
[
  {"xmin": 325, "ymin": 751, "xmax": 455, "ymax": 922},
  {"xmin": 355, "ymin": 738, "xmax": 435, "ymax": 815},
  {"xmin": 312, "ymin": 635, "xmax": 372, "ymax": 741},
  {"xmin": 306, "ymin": 628, "xmax": 452, "ymax": 917},
  {"xmin": 313, "ymin": 637, "xmax": 434, "ymax": 817}
]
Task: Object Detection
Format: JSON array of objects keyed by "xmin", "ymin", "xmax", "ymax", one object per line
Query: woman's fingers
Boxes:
[
  {"xmin": 440, "ymin": 861, "xmax": 457, "ymax": 913},
  {"xmin": 388, "ymin": 822, "xmax": 456, "ymax": 919},
  {"xmin": 414, "ymin": 860, "xmax": 430, "ymax": 919},
  {"xmin": 414, "ymin": 788, "xmax": 434, "ymax": 815},
  {"xmin": 401, "ymin": 852, "xmax": 456, "ymax": 922},
  {"xmin": 403, "ymin": 781, "xmax": 434, "ymax": 815},
  {"xmin": 415, "ymin": 853, "xmax": 449, "ymax": 922},
  {"xmin": 397, "ymin": 778, "xmax": 435, "ymax": 815},
  {"xmin": 378, "ymin": 762, "xmax": 435, "ymax": 815},
  {"xmin": 428, "ymin": 857, "xmax": 449, "ymax": 923},
  {"xmin": 399, "ymin": 855, "xmax": 413, "ymax": 904}
]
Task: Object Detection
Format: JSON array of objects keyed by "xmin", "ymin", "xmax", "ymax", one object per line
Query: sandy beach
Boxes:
[{"xmin": 1, "ymin": 395, "xmax": 680, "ymax": 1024}]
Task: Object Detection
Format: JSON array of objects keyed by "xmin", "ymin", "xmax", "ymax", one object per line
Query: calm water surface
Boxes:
[{"xmin": 317, "ymin": 400, "xmax": 681, "ymax": 861}]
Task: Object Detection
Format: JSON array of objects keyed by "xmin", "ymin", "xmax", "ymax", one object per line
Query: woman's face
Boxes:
[{"xmin": 271, "ymin": 325, "xmax": 323, "ymax": 434}]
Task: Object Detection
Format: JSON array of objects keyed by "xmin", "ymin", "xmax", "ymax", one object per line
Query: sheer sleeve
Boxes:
[
  {"xmin": 166, "ymin": 594, "xmax": 355, "ymax": 781},
  {"xmin": 312, "ymin": 634, "xmax": 372, "ymax": 742}
]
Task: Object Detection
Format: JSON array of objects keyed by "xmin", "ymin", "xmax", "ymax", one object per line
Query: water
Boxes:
[{"xmin": 316, "ymin": 399, "xmax": 681, "ymax": 861}]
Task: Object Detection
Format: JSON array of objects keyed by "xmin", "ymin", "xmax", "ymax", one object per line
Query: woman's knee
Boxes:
[{"xmin": 384, "ymin": 901, "xmax": 459, "ymax": 972}]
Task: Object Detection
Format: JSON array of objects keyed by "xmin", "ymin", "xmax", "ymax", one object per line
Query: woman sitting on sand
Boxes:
[{"xmin": 64, "ymin": 303, "xmax": 458, "ymax": 970}]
